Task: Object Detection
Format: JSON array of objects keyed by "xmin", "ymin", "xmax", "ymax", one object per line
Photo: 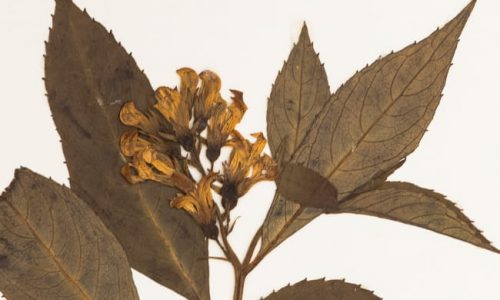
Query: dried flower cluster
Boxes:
[{"xmin": 118, "ymin": 68, "xmax": 277, "ymax": 238}]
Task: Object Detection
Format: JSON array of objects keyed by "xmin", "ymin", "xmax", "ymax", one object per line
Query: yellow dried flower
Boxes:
[
  {"xmin": 154, "ymin": 86, "xmax": 194, "ymax": 151},
  {"xmin": 119, "ymin": 102, "xmax": 158, "ymax": 134},
  {"xmin": 171, "ymin": 172, "xmax": 219, "ymax": 238},
  {"xmin": 206, "ymin": 90, "xmax": 247, "ymax": 163},
  {"xmin": 221, "ymin": 131, "xmax": 277, "ymax": 210}
]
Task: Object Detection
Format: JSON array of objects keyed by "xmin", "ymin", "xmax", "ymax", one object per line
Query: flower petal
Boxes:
[
  {"xmin": 249, "ymin": 132, "xmax": 266, "ymax": 161},
  {"xmin": 119, "ymin": 102, "xmax": 156, "ymax": 133},
  {"xmin": 120, "ymin": 164, "xmax": 145, "ymax": 184},
  {"xmin": 177, "ymin": 67, "xmax": 199, "ymax": 94},
  {"xmin": 171, "ymin": 194, "xmax": 199, "ymax": 215},
  {"xmin": 119, "ymin": 129, "xmax": 150, "ymax": 156},
  {"xmin": 199, "ymin": 70, "xmax": 222, "ymax": 111}
]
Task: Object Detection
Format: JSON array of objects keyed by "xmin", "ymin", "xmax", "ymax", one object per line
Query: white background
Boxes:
[{"xmin": 1, "ymin": 0, "xmax": 499, "ymax": 299}]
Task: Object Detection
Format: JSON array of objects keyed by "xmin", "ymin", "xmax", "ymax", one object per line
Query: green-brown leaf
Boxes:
[
  {"xmin": 261, "ymin": 278, "xmax": 381, "ymax": 300},
  {"xmin": 45, "ymin": 1, "xmax": 209, "ymax": 299},
  {"xmin": 0, "ymin": 168, "xmax": 139, "ymax": 300},
  {"xmin": 338, "ymin": 181, "xmax": 499, "ymax": 253}
]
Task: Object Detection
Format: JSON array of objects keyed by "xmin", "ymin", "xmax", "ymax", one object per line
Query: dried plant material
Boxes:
[
  {"xmin": 44, "ymin": 0, "xmax": 209, "ymax": 298},
  {"xmin": 119, "ymin": 130, "xmax": 195, "ymax": 193},
  {"xmin": 195, "ymin": 70, "xmax": 224, "ymax": 130},
  {"xmin": 261, "ymin": 23, "xmax": 334, "ymax": 255},
  {"xmin": 222, "ymin": 131, "xmax": 277, "ymax": 210},
  {"xmin": 155, "ymin": 86, "xmax": 195, "ymax": 150},
  {"xmin": 171, "ymin": 172, "xmax": 219, "ymax": 239},
  {"xmin": 337, "ymin": 182, "xmax": 499, "ymax": 253},
  {"xmin": 2, "ymin": 1, "xmax": 496, "ymax": 300},
  {"xmin": 261, "ymin": 196, "xmax": 322, "ymax": 254},
  {"xmin": 261, "ymin": 279, "xmax": 381, "ymax": 300},
  {"xmin": 119, "ymin": 102, "xmax": 158, "ymax": 134},
  {"xmin": 207, "ymin": 89, "xmax": 248, "ymax": 163},
  {"xmin": 262, "ymin": 1, "xmax": 484, "ymax": 256},
  {"xmin": 277, "ymin": 163, "xmax": 338, "ymax": 209},
  {"xmin": 118, "ymin": 66, "xmax": 276, "ymax": 233},
  {"xmin": 0, "ymin": 168, "xmax": 139, "ymax": 300},
  {"xmin": 267, "ymin": 23, "xmax": 331, "ymax": 165},
  {"xmin": 292, "ymin": 3, "xmax": 474, "ymax": 198}
]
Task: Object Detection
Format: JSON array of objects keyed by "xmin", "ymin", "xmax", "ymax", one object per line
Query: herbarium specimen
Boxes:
[{"xmin": 0, "ymin": 0, "xmax": 497, "ymax": 299}]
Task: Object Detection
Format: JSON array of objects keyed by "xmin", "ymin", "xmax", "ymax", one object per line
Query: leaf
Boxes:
[
  {"xmin": 267, "ymin": 23, "xmax": 331, "ymax": 163},
  {"xmin": 337, "ymin": 182, "xmax": 499, "ymax": 253},
  {"xmin": 277, "ymin": 163, "xmax": 338, "ymax": 209},
  {"xmin": 44, "ymin": 1, "xmax": 209, "ymax": 299},
  {"xmin": 260, "ymin": 159, "xmax": 403, "ymax": 253},
  {"xmin": 262, "ymin": 1, "xmax": 476, "ymax": 255},
  {"xmin": 0, "ymin": 168, "xmax": 139, "ymax": 300},
  {"xmin": 261, "ymin": 278, "xmax": 381, "ymax": 300},
  {"xmin": 292, "ymin": 1, "xmax": 475, "ymax": 199},
  {"xmin": 261, "ymin": 193, "xmax": 322, "ymax": 254},
  {"xmin": 262, "ymin": 23, "xmax": 330, "ymax": 254}
]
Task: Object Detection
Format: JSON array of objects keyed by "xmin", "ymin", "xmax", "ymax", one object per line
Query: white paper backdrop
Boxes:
[{"xmin": 0, "ymin": 0, "xmax": 499, "ymax": 299}]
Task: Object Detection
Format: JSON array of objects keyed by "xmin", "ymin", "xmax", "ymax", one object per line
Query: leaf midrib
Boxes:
[{"xmin": 6, "ymin": 196, "xmax": 92, "ymax": 300}]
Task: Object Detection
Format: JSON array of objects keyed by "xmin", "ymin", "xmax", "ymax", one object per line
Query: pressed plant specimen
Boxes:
[{"xmin": 0, "ymin": 0, "xmax": 498, "ymax": 299}]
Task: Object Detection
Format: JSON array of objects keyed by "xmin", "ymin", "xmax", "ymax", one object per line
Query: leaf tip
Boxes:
[{"xmin": 299, "ymin": 22, "xmax": 311, "ymax": 43}]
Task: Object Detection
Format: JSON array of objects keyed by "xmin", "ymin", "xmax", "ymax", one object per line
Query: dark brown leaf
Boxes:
[
  {"xmin": 293, "ymin": 2, "xmax": 475, "ymax": 199},
  {"xmin": 44, "ymin": 1, "xmax": 209, "ymax": 299},
  {"xmin": 277, "ymin": 163, "xmax": 338, "ymax": 209},
  {"xmin": 267, "ymin": 23, "xmax": 331, "ymax": 163},
  {"xmin": 337, "ymin": 181, "xmax": 499, "ymax": 253},
  {"xmin": 0, "ymin": 168, "xmax": 139, "ymax": 300},
  {"xmin": 261, "ymin": 278, "xmax": 381, "ymax": 300},
  {"xmin": 261, "ymin": 194, "xmax": 322, "ymax": 254},
  {"xmin": 262, "ymin": 1, "xmax": 476, "ymax": 255},
  {"xmin": 262, "ymin": 23, "xmax": 330, "ymax": 255},
  {"xmin": 260, "ymin": 159, "xmax": 404, "ymax": 254}
]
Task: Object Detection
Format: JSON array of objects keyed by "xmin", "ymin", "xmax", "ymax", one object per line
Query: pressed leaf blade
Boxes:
[
  {"xmin": 260, "ymin": 159, "xmax": 405, "ymax": 253},
  {"xmin": 338, "ymin": 182, "xmax": 499, "ymax": 253},
  {"xmin": 262, "ymin": 23, "xmax": 330, "ymax": 254},
  {"xmin": 0, "ymin": 168, "xmax": 139, "ymax": 300},
  {"xmin": 261, "ymin": 279, "xmax": 381, "ymax": 300},
  {"xmin": 277, "ymin": 163, "xmax": 338, "ymax": 209},
  {"xmin": 45, "ymin": 1, "xmax": 209, "ymax": 299},
  {"xmin": 261, "ymin": 194, "xmax": 322, "ymax": 254},
  {"xmin": 267, "ymin": 23, "xmax": 331, "ymax": 162},
  {"xmin": 293, "ymin": 1, "xmax": 476, "ymax": 200},
  {"xmin": 262, "ymin": 1, "xmax": 476, "ymax": 255}
]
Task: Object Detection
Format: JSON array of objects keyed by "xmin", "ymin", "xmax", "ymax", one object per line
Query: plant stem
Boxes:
[
  {"xmin": 215, "ymin": 208, "xmax": 240, "ymax": 268},
  {"xmin": 233, "ymin": 270, "xmax": 246, "ymax": 300},
  {"xmin": 242, "ymin": 226, "xmax": 262, "ymax": 267}
]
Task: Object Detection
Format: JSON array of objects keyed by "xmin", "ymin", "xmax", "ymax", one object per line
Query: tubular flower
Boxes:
[
  {"xmin": 119, "ymin": 100, "xmax": 180, "ymax": 157},
  {"xmin": 193, "ymin": 70, "xmax": 223, "ymax": 132},
  {"xmin": 119, "ymin": 102, "xmax": 159, "ymax": 134},
  {"xmin": 206, "ymin": 90, "xmax": 247, "ymax": 163},
  {"xmin": 154, "ymin": 86, "xmax": 194, "ymax": 151},
  {"xmin": 119, "ymin": 129, "xmax": 195, "ymax": 193},
  {"xmin": 171, "ymin": 172, "xmax": 219, "ymax": 239},
  {"xmin": 119, "ymin": 67, "xmax": 254, "ymax": 236},
  {"xmin": 221, "ymin": 131, "xmax": 277, "ymax": 210},
  {"xmin": 177, "ymin": 67, "xmax": 199, "ymax": 113}
]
